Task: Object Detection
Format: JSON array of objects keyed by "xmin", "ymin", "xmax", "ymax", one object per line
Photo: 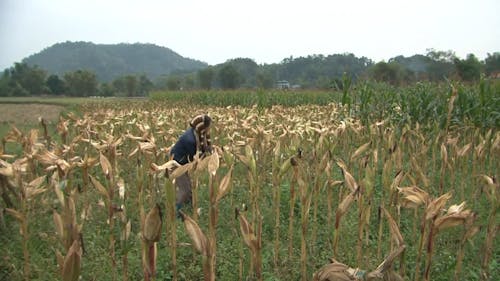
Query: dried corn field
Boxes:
[{"xmin": 0, "ymin": 92, "xmax": 499, "ymax": 281}]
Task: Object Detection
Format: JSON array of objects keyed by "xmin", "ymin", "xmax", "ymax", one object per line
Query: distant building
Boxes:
[
  {"xmin": 276, "ymin": 80, "xmax": 290, "ymax": 89},
  {"xmin": 490, "ymin": 71, "xmax": 500, "ymax": 79}
]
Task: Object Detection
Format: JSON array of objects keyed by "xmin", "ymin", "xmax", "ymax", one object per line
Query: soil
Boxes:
[{"xmin": 0, "ymin": 103, "xmax": 65, "ymax": 124}]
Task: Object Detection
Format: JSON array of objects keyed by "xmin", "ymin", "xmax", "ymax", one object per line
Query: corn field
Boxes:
[{"xmin": 0, "ymin": 82, "xmax": 499, "ymax": 281}]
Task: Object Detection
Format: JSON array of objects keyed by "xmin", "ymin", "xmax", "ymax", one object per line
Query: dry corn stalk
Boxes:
[
  {"xmin": 60, "ymin": 238, "xmax": 83, "ymax": 281},
  {"xmin": 478, "ymin": 174, "xmax": 498, "ymax": 280},
  {"xmin": 424, "ymin": 199, "xmax": 472, "ymax": 281},
  {"xmin": 333, "ymin": 185, "xmax": 360, "ymax": 256},
  {"xmin": 236, "ymin": 208, "xmax": 262, "ymax": 280},
  {"xmin": 179, "ymin": 211, "xmax": 213, "ymax": 281},
  {"xmin": 142, "ymin": 204, "xmax": 162, "ymax": 280},
  {"xmin": 180, "ymin": 211, "xmax": 209, "ymax": 256}
]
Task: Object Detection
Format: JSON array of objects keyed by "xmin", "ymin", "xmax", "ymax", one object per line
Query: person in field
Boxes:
[{"xmin": 169, "ymin": 114, "xmax": 212, "ymax": 210}]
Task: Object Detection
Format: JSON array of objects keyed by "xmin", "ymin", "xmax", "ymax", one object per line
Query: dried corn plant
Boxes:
[
  {"xmin": 142, "ymin": 204, "xmax": 162, "ymax": 281},
  {"xmin": 0, "ymin": 98, "xmax": 496, "ymax": 280},
  {"xmin": 478, "ymin": 174, "xmax": 498, "ymax": 280},
  {"xmin": 424, "ymin": 201, "xmax": 474, "ymax": 281},
  {"xmin": 236, "ymin": 207, "xmax": 262, "ymax": 280},
  {"xmin": 2, "ymin": 158, "xmax": 46, "ymax": 280},
  {"xmin": 53, "ymin": 191, "xmax": 84, "ymax": 281}
]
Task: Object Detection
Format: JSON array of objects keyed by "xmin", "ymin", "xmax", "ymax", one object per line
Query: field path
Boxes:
[{"xmin": 0, "ymin": 103, "xmax": 65, "ymax": 124}]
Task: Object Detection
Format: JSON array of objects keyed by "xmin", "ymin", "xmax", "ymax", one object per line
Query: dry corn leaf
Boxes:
[
  {"xmin": 335, "ymin": 191, "xmax": 356, "ymax": 228},
  {"xmin": 5, "ymin": 208, "xmax": 24, "ymax": 222},
  {"xmin": 370, "ymin": 245, "xmax": 406, "ymax": 277},
  {"xmin": 180, "ymin": 211, "xmax": 209, "ymax": 256},
  {"xmin": 53, "ymin": 175, "xmax": 65, "ymax": 207},
  {"xmin": 216, "ymin": 164, "xmax": 234, "ymax": 202},
  {"xmin": 390, "ymin": 170, "xmax": 404, "ymax": 191},
  {"xmin": 89, "ymin": 175, "xmax": 109, "ymax": 199},
  {"xmin": 151, "ymin": 160, "xmax": 180, "ymax": 172},
  {"xmin": 457, "ymin": 143, "xmax": 472, "ymax": 157},
  {"xmin": 341, "ymin": 168, "xmax": 358, "ymax": 193},
  {"xmin": 54, "ymin": 210, "xmax": 64, "ymax": 239},
  {"xmin": 312, "ymin": 260, "xmax": 357, "ymax": 281},
  {"xmin": 99, "ymin": 153, "xmax": 112, "ymax": 178},
  {"xmin": 207, "ymin": 151, "xmax": 219, "ymax": 176},
  {"xmin": 28, "ymin": 175, "xmax": 46, "ymax": 189},
  {"xmin": 143, "ymin": 205, "xmax": 162, "ymax": 243},
  {"xmin": 425, "ymin": 192, "xmax": 452, "ymax": 221},
  {"xmin": 168, "ymin": 163, "xmax": 190, "ymax": 179},
  {"xmin": 440, "ymin": 143, "xmax": 448, "ymax": 165},
  {"xmin": 434, "ymin": 209, "xmax": 472, "ymax": 231},
  {"xmin": 121, "ymin": 220, "xmax": 131, "ymax": 241},
  {"xmin": 397, "ymin": 186, "xmax": 429, "ymax": 208},
  {"xmin": 62, "ymin": 239, "xmax": 82, "ymax": 281},
  {"xmin": 237, "ymin": 209, "xmax": 259, "ymax": 253},
  {"xmin": 351, "ymin": 141, "xmax": 371, "ymax": 161},
  {"xmin": 446, "ymin": 202, "xmax": 466, "ymax": 214},
  {"xmin": 382, "ymin": 207, "xmax": 404, "ymax": 246}
]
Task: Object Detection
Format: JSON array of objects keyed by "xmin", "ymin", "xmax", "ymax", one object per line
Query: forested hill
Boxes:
[{"xmin": 22, "ymin": 41, "xmax": 208, "ymax": 81}]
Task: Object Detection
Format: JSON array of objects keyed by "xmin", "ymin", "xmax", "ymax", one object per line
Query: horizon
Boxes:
[
  {"xmin": 1, "ymin": 0, "xmax": 499, "ymax": 70},
  {"xmin": 4, "ymin": 40, "xmax": 498, "ymax": 70}
]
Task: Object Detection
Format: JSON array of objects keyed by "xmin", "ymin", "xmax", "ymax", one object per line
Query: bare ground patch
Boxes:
[{"xmin": 0, "ymin": 103, "xmax": 65, "ymax": 124}]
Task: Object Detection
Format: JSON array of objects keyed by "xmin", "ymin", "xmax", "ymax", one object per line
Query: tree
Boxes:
[
  {"xmin": 425, "ymin": 49, "xmax": 456, "ymax": 62},
  {"xmin": 0, "ymin": 71, "xmax": 10, "ymax": 97},
  {"xmin": 6, "ymin": 63, "xmax": 47, "ymax": 96},
  {"xmin": 425, "ymin": 49, "xmax": 456, "ymax": 81},
  {"xmin": 484, "ymin": 52, "xmax": 500, "ymax": 76},
  {"xmin": 454, "ymin": 54, "xmax": 482, "ymax": 82},
  {"xmin": 198, "ymin": 67, "xmax": 214, "ymax": 90},
  {"xmin": 112, "ymin": 75, "xmax": 141, "ymax": 96},
  {"xmin": 138, "ymin": 75, "xmax": 154, "ymax": 96},
  {"xmin": 369, "ymin": 62, "xmax": 411, "ymax": 85},
  {"xmin": 124, "ymin": 75, "xmax": 138, "ymax": 96},
  {"xmin": 46, "ymin": 74, "xmax": 66, "ymax": 95},
  {"xmin": 183, "ymin": 74, "xmax": 195, "ymax": 90},
  {"xmin": 166, "ymin": 76, "xmax": 181, "ymax": 90},
  {"xmin": 99, "ymin": 82, "xmax": 115, "ymax": 97},
  {"xmin": 256, "ymin": 70, "xmax": 274, "ymax": 89},
  {"xmin": 217, "ymin": 64, "xmax": 241, "ymax": 89},
  {"xmin": 64, "ymin": 70, "xmax": 98, "ymax": 96}
]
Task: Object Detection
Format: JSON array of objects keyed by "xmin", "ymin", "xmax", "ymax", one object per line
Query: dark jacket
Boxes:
[{"xmin": 170, "ymin": 128, "xmax": 197, "ymax": 165}]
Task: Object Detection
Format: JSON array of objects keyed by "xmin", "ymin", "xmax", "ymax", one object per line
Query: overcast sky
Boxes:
[{"xmin": 1, "ymin": 0, "xmax": 499, "ymax": 70}]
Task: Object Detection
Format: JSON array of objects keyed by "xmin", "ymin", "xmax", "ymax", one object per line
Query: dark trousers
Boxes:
[{"xmin": 175, "ymin": 172, "xmax": 192, "ymax": 207}]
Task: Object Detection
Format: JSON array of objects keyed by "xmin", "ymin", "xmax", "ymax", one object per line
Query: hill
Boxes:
[{"xmin": 22, "ymin": 41, "xmax": 208, "ymax": 81}]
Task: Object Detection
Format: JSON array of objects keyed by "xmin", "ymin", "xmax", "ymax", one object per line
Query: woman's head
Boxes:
[{"xmin": 190, "ymin": 114, "xmax": 211, "ymax": 133}]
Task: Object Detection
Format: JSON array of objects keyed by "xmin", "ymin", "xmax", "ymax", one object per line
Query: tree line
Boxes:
[
  {"xmin": 0, "ymin": 50, "xmax": 498, "ymax": 97},
  {"xmin": 0, "ymin": 63, "xmax": 154, "ymax": 97}
]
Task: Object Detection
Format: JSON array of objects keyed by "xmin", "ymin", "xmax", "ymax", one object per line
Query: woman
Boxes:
[{"xmin": 170, "ymin": 114, "xmax": 212, "ymax": 210}]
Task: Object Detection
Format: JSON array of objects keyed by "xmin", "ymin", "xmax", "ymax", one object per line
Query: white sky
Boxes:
[{"xmin": 1, "ymin": 0, "xmax": 499, "ymax": 70}]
